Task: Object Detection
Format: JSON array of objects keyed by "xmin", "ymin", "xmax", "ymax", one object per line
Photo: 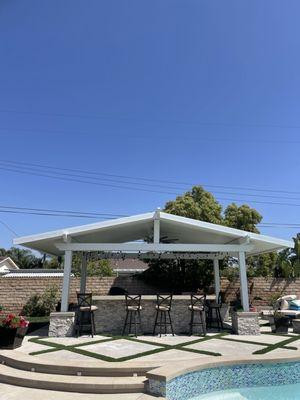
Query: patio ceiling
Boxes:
[{"xmin": 14, "ymin": 210, "xmax": 293, "ymax": 257}]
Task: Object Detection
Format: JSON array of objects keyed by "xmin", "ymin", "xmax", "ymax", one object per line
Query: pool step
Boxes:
[
  {"xmin": 0, "ymin": 350, "xmax": 152, "ymax": 377},
  {"xmin": 0, "ymin": 363, "xmax": 147, "ymax": 394}
]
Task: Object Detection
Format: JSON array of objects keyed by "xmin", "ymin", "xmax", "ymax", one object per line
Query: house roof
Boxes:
[
  {"xmin": 110, "ymin": 259, "xmax": 148, "ymax": 273},
  {"xmin": 0, "ymin": 256, "xmax": 19, "ymax": 270},
  {"xmin": 13, "ymin": 210, "xmax": 293, "ymax": 257},
  {"xmin": 2, "ymin": 269, "xmax": 73, "ymax": 278}
]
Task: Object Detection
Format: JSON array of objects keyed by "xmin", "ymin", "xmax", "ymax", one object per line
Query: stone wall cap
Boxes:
[
  {"xmin": 50, "ymin": 312, "xmax": 75, "ymax": 317},
  {"xmin": 232, "ymin": 311, "xmax": 259, "ymax": 317}
]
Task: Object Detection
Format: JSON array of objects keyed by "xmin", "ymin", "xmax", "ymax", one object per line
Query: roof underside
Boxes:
[{"xmin": 13, "ymin": 211, "xmax": 293, "ymax": 257}]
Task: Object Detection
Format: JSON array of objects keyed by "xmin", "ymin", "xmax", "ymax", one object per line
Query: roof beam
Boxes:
[
  {"xmin": 55, "ymin": 242, "xmax": 254, "ymax": 253},
  {"xmin": 87, "ymin": 252, "xmax": 226, "ymax": 260}
]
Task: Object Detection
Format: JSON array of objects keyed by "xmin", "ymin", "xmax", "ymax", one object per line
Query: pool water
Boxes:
[
  {"xmin": 166, "ymin": 361, "xmax": 300, "ymax": 400},
  {"xmin": 192, "ymin": 382, "xmax": 300, "ymax": 399}
]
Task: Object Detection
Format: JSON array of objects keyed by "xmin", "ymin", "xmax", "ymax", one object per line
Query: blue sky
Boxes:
[{"xmin": 1, "ymin": 0, "xmax": 300, "ymax": 248}]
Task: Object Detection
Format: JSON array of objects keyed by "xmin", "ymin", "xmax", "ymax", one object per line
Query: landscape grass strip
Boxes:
[
  {"xmin": 29, "ymin": 347, "xmax": 61, "ymax": 356},
  {"xmin": 253, "ymin": 336, "xmax": 300, "ymax": 355},
  {"xmin": 69, "ymin": 345, "xmax": 169, "ymax": 362},
  {"xmin": 176, "ymin": 347, "xmax": 221, "ymax": 357},
  {"xmin": 28, "ymin": 332, "xmax": 227, "ymax": 361}
]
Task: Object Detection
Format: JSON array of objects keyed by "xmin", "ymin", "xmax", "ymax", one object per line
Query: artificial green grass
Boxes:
[
  {"xmin": 28, "ymin": 332, "xmax": 224, "ymax": 360},
  {"xmin": 253, "ymin": 336, "xmax": 300, "ymax": 355},
  {"xmin": 27, "ymin": 316, "xmax": 50, "ymax": 323}
]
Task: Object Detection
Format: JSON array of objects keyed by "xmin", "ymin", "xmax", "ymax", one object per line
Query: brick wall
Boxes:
[
  {"xmin": 0, "ymin": 275, "xmax": 158, "ymax": 314},
  {"xmin": 1, "ymin": 275, "xmax": 300, "ymax": 314},
  {"xmin": 220, "ymin": 277, "xmax": 300, "ymax": 308}
]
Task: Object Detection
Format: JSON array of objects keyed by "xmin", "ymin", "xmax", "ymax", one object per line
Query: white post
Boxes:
[
  {"xmin": 80, "ymin": 252, "xmax": 87, "ymax": 293},
  {"xmin": 61, "ymin": 250, "xmax": 72, "ymax": 312},
  {"xmin": 213, "ymin": 259, "xmax": 220, "ymax": 299},
  {"xmin": 153, "ymin": 209, "xmax": 160, "ymax": 243},
  {"xmin": 238, "ymin": 251, "xmax": 249, "ymax": 312}
]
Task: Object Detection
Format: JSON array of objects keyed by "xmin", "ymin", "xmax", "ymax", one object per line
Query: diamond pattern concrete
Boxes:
[
  {"xmin": 40, "ymin": 335, "xmax": 108, "ymax": 346},
  {"xmin": 15, "ymin": 337, "xmax": 52, "ymax": 355},
  {"xmin": 185, "ymin": 338, "xmax": 265, "ymax": 356},
  {"xmin": 136, "ymin": 335, "xmax": 202, "ymax": 346},
  {"xmin": 223, "ymin": 334, "xmax": 288, "ymax": 345},
  {"xmin": 35, "ymin": 349, "xmax": 105, "ymax": 362},
  {"xmin": 79, "ymin": 339, "xmax": 162, "ymax": 359},
  {"xmin": 126, "ymin": 348, "xmax": 212, "ymax": 362}
]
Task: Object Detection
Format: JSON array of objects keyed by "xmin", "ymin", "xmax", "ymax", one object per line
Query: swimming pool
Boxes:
[{"xmin": 166, "ymin": 361, "xmax": 300, "ymax": 399}]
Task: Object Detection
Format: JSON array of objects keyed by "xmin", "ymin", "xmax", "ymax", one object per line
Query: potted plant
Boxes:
[
  {"xmin": 0, "ymin": 308, "xmax": 29, "ymax": 349},
  {"xmin": 267, "ymin": 292, "xmax": 290, "ymax": 334}
]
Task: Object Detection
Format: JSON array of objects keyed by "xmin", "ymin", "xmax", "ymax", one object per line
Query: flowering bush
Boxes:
[{"xmin": 0, "ymin": 309, "xmax": 29, "ymax": 329}]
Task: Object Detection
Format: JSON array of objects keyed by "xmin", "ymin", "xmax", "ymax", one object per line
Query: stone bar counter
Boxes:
[{"xmin": 93, "ymin": 295, "xmax": 222, "ymax": 335}]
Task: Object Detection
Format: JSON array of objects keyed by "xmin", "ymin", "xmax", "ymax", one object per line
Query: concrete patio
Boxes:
[
  {"xmin": 1, "ymin": 320, "xmax": 300, "ymax": 399},
  {"xmin": 14, "ymin": 320, "xmax": 300, "ymax": 363}
]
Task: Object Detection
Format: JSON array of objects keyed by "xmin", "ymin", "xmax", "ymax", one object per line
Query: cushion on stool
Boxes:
[
  {"xmin": 80, "ymin": 305, "xmax": 98, "ymax": 312},
  {"xmin": 189, "ymin": 305, "xmax": 204, "ymax": 311},
  {"xmin": 156, "ymin": 305, "xmax": 170, "ymax": 311},
  {"xmin": 127, "ymin": 305, "xmax": 142, "ymax": 311}
]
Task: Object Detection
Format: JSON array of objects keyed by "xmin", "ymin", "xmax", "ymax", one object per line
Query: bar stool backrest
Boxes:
[
  {"xmin": 156, "ymin": 294, "xmax": 173, "ymax": 310},
  {"xmin": 217, "ymin": 292, "xmax": 223, "ymax": 305},
  {"xmin": 125, "ymin": 294, "xmax": 142, "ymax": 310},
  {"xmin": 190, "ymin": 294, "xmax": 206, "ymax": 310},
  {"xmin": 77, "ymin": 292, "xmax": 92, "ymax": 310}
]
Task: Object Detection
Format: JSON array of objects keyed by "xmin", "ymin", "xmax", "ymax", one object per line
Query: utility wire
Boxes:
[
  {"xmin": 0, "ymin": 219, "xmax": 18, "ymax": 237},
  {"xmin": 1, "ymin": 158, "xmax": 300, "ymax": 197},
  {"xmin": 2, "ymin": 108, "xmax": 300, "ymax": 131},
  {"xmin": 3, "ymin": 163, "xmax": 300, "ymax": 208}
]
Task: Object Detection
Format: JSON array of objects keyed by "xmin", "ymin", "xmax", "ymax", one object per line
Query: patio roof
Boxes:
[{"xmin": 14, "ymin": 210, "xmax": 293, "ymax": 257}]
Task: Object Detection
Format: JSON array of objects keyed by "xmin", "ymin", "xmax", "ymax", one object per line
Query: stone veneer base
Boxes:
[
  {"xmin": 231, "ymin": 311, "xmax": 261, "ymax": 335},
  {"xmin": 49, "ymin": 312, "xmax": 75, "ymax": 337}
]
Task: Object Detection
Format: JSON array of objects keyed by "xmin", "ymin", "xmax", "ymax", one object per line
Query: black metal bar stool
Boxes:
[
  {"xmin": 122, "ymin": 294, "xmax": 142, "ymax": 337},
  {"xmin": 153, "ymin": 294, "xmax": 174, "ymax": 337},
  {"xmin": 207, "ymin": 292, "xmax": 223, "ymax": 331},
  {"xmin": 75, "ymin": 293, "xmax": 98, "ymax": 337},
  {"xmin": 189, "ymin": 294, "xmax": 207, "ymax": 336}
]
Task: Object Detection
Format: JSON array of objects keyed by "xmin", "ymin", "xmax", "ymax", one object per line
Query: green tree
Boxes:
[
  {"xmin": 0, "ymin": 247, "xmax": 41, "ymax": 269},
  {"xmin": 224, "ymin": 203, "xmax": 262, "ymax": 233},
  {"xmin": 71, "ymin": 254, "xmax": 115, "ymax": 277},
  {"xmin": 275, "ymin": 234, "xmax": 300, "ymax": 278},
  {"xmin": 164, "ymin": 186, "xmax": 223, "ymax": 224}
]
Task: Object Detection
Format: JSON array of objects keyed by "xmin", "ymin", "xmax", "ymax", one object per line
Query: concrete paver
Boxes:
[
  {"xmin": 184, "ymin": 338, "xmax": 265, "ymax": 356},
  {"xmin": 126, "ymin": 348, "xmax": 214, "ymax": 362},
  {"xmin": 223, "ymin": 333, "xmax": 289, "ymax": 345},
  {"xmin": 79, "ymin": 339, "xmax": 162, "ymax": 359},
  {"xmin": 40, "ymin": 335, "xmax": 108, "ymax": 346},
  {"xmin": 35, "ymin": 349, "xmax": 104, "ymax": 362}
]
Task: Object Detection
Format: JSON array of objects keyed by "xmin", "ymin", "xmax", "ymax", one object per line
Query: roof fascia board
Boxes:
[
  {"xmin": 55, "ymin": 242, "xmax": 254, "ymax": 253},
  {"xmin": 13, "ymin": 212, "xmax": 154, "ymax": 246}
]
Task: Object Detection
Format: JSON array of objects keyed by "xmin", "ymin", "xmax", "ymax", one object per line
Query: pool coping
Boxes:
[{"xmin": 146, "ymin": 353, "xmax": 300, "ymax": 383}]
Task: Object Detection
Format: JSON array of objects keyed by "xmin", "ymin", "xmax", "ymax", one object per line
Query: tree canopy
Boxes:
[
  {"xmin": 142, "ymin": 185, "xmax": 287, "ymax": 291},
  {"xmin": 164, "ymin": 185, "xmax": 262, "ymax": 233}
]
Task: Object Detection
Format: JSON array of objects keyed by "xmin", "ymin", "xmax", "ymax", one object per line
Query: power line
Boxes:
[
  {"xmin": 0, "ymin": 219, "xmax": 18, "ymax": 237},
  {"xmin": 1, "ymin": 108, "xmax": 300, "ymax": 131},
  {"xmin": 0, "ymin": 205, "xmax": 125, "ymax": 218},
  {"xmin": 2, "ymin": 126, "xmax": 300, "ymax": 145},
  {"xmin": 3, "ymin": 163, "xmax": 300, "ymax": 209},
  {"xmin": 0, "ymin": 209, "xmax": 118, "ymax": 219},
  {"xmin": 1, "ymin": 158, "xmax": 300, "ymax": 197}
]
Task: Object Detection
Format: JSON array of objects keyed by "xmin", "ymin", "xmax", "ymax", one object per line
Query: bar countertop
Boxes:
[{"xmin": 93, "ymin": 294, "xmax": 216, "ymax": 301}]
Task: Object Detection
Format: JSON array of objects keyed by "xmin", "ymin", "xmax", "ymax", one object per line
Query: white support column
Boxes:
[
  {"xmin": 61, "ymin": 250, "xmax": 72, "ymax": 312},
  {"xmin": 80, "ymin": 252, "xmax": 87, "ymax": 293},
  {"xmin": 238, "ymin": 251, "xmax": 249, "ymax": 312},
  {"xmin": 153, "ymin": 208, "xmax": 160, "ymax": 243},
  {"xmin": 213, "ymin": 259, "xmax": 221, "ymax": 299}
]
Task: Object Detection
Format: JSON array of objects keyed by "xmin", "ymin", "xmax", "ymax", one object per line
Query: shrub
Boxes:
[{"xmin": 22, "ymin": 286, "xmax": 59, "ymax": 317}]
